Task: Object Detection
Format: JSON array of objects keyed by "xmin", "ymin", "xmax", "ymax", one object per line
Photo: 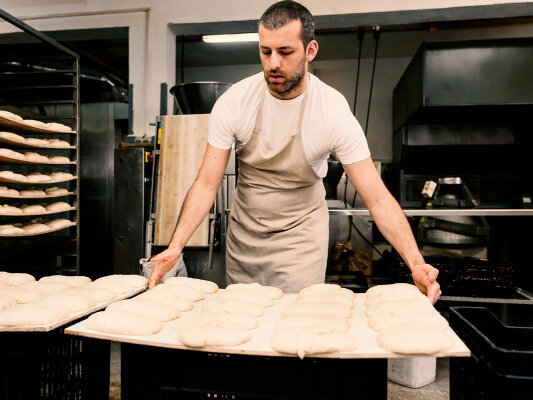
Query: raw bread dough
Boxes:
[
  {"xmin": 20, "ymin": 188, "xmax": 46, "ymax": 196},
  {"xmin": 0, "ymin": 148, "xmax": 25, "ymax": 160},
  {"xmin": 0, "ymin": 131, "xmax": 25, "ymax": 143},
  {"xmin": 366, "ymin": 283, "xmax": 420, "ymax": 299},
  {"xmin": 97, "ymin": 274, "xmax": 148, "ymax": 288},
  {"xmin": 0, "ymin": 295, "xmax": 16, "ymax": 311},
  {"xmin": 203, "ymin": 299, "xmax": 263, "ymax": 317},
  {"xmin": 0, "ymin": 186, "xmax": 19, "ymax": 196},
  {"xmin": 165, "ymin": 276, "xmax": 219, "ymax": 294},
  {"xmin": 0, "ymin": 204, "xmax": 22, "ymax": 215},
  {"xmin": 274, "ymin": 314, "xmax": 350, "ymax": 333},
  {"xmin": 368, "ymin": 312, "xmax": 449, "ymax": 332},
  {"xmin": 16, "ymin": 290, "xmax": 44, "ymax": 304},
  {"xmin": 0, "ymin": 110, "xmax": 23, "ymax": 122},
  {"xmin": 0, "ymin": 171, "xmax": 27, "ymax": 182},
  {"xmin": 0, "ymin": 272, "xmax": 36, "ymax": 286},
  {"xmin": 37, "ymin": 293, "xmax": 95, "ymax": 312},
  {"xmin": 0, "ymin": 226, "xmax": 25, "ymax": 235},
  {"xmin": 26, "ymin": 281, "xmax": 70, "ymax": 295},
  {"xmin": 50, "ymin": 172, "xmax": 74, "ymax": 180},
  {"xmin": 45, "ymin": 187, "xmax": 68, "ymax": 196},
  {"xmin": 225, "ymin": 283, "xmax": 283, "ymax": 300},
  {"xmin": 284, "ymin": 302, "xmax": 352, "ymax": 319},
  {"xmin": 39, "ymin": 275, "xmax": 91, "ymax": 287},
  {"xmin": 89, "ymin": 280, "xmax": 134, "ymax": 294},
  {"xmin": 0, "ymin": 304, "xmax": 70, "ymax": 327},
  {"xmin": 163, "ymin": 283, "xmax": 204, "ymax": 302},
  {"xmin": 218, "ymin": 289, "xmax": 273, "ymax": 307},
  {"xmin": 46, "ymin": 122, "xmax": 73, "ymax": 132},
  {"xmin": 178, "ymin": 320, "xmax": 251, "ymax": 348},
  {"xmin": 295, "ymin": 293, "xmax": 354, "ymax": 309},
  {"xmin": 24, "ymin": 138, "xmax": 49, "ymax": 147},
  {"xmin": 23, "ymin": 223, "xmax": 50, "ymax": 234},
  {"xmin": 365, "ymin": 298, "xmax": 433, "ymax": 318},
  {"xmin": 48, "ymin": 155, "xmax": 70, "ymax": 163},
  {"xmin": 45, "ymin": 202, "xmax": 71, "ymax": 212},
  {"xmin": 377, "ymin": 324, "xmax": 453, "ymax": 354},
  {"xmin": 299, "ymin": 284, "xmax": 356, "ymax": 301},
  {"xmin": 46, "ymin": 219, "xmax": 72, "ymax": 229},
  {"xmin": 86, "ymin": 310, "xmax": 163, "ymax": 336},
  {"xmin": 271, "ymin": 325, "xmax": 356, "ymax": 359},
  {"xmin": 106, "ymin": 299, "xmax": 180, "ymax": 322},
  {"xmin": 23, "ymin": 119, "xmax": 48, "ymax": 129},
  {"xmin": 47, "ymin": 139, "xmax": 70, "ymax": 148},
  {"xmin": 1, "ymin": 286, "xmax": 26, "ymax": 301},
  {"xmin": 65, "ymin": 287, "xmax": 115, "ymax": 303},
  {"xmin": 21, "ymin": 204, "xmax": 47, "ymax": 214},
  {"xmin": 194, "ymin": 310, "xmax": 257, "ymax": 330},
  {"xmin": 23, "ymin": 152, "xmax": 49, "ymax": 163},
  {"xmin": 136, "ymin": 285, "xmax": 178, "ymax": 307},
  {"xmin": 26, "ymin": 172, "xmax": 51, "ymax": 182}
]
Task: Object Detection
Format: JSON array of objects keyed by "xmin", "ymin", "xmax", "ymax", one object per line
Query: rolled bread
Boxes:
[
  {"xmin": 46, "ymin": 122, "xmax": 73, "ymax": 133},
  {"xmin": 0, "ymin": 226, "xmax": 25, "ymax": 235},
  {"xmin": 0, "ymin": 186, "xmax": 19, "ymax": 196},
  {"xmin": 0, "ymin": 148, "xmax": 25, "ymax": 160},
  {"xmin": 46, "ymin": 219, "xmax": 72, "ymax": 229},
  {"xmin": 0, "ymin": 110, "xmax": 23, "ymax": 122},
  {"xmin": 0, "ymin": 171, "xmax": 27, "ymax": 182},
  {"xmin": 0, "ymin": 204, "xmax": 22, "ymax": 215},
  {"xmin": 47, "ymin": 139, "xmax": 70, "ymax": 148},
  {"xmin": 48, "ymin": 156, "xmax": 70, "ymax": 163},
  {"xmin": 19, "ymin": 188, "xmax": 46, "ymax": 196},
  {"xmin": 86, "ymin": 310, "xmax": 163, "ymax": 336},
  {"xmin": 26, "ymin": 172, "xmax": 51, "ymax": 182},
  {"xmin": 21, "ymin": 204, "xmax": 47, "ymax": 214},
  {"xmin": 24, "ymin": 138, "xmax": 49, "ymax": 147},
  {"xmin": 23, "ymin": 223, "xmax": 50, "ymax": 234},
  {"xmin": 23, "ymin": 152, "xmax": 49, "ymax": 163},
  {"xmin": 45, "ymin": 202, "xmax": 71, "ymax": 212},
  {"xmin": 23, "ymin": 119, "xmax": 48, "ymax": 129}
]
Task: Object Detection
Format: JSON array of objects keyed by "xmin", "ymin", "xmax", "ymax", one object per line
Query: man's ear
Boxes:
[{"xmin": 306, "ymin": 40, "xmax": 318, "ymax": 62}]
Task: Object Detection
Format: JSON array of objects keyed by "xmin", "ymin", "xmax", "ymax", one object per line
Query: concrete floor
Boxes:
[{"xmin": 109, "ymin": 342, "xmax": 450, "ymax": 400}]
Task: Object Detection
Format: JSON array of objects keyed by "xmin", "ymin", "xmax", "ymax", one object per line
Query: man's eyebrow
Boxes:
[{"xmin": 259, "ymin": 45, "xmax": 295, "ymax": 50}]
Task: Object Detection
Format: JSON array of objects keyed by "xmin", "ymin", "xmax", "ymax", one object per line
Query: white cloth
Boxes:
[{"xmin": 208, "ymin": 72, "xmax": 370, "ymax": 178}]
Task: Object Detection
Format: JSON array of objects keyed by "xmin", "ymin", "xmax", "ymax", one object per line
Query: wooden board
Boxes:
[
  {"xmin": 154, "ymin": 115, "xmax": 210, "ymax": 247},
  {"xmin": 0, "ymin": 286, "xmax": 147, "ymax": 332},
  {"xmin": 65, "ymin": 292, "xmax": 471, "ymax": 359},
  {"xmin": 0, "ymin": 115, "xmax": 76, "ymax": 134}
]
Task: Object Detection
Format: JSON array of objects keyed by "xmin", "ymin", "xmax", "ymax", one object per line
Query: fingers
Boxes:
[
  {"xmin": 427, "ymin": 280, "xmax": 441, "ymax": 305},
  {"xmin": 148, "ymin": 261, "xmax": 163, "ymax": 289}
]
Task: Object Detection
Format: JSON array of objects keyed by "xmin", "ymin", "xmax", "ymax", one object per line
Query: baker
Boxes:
[{"xmin": 149, "ymin": 0, "xmax": 441, "ymax": 304}]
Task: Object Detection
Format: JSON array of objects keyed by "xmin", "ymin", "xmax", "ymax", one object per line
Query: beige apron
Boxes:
[{"xmin": 226, "ymin": 85, "xmax": 329, "ymax": 293}]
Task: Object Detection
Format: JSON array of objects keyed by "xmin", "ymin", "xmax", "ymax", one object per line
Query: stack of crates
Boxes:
[{"xmin": 449, "ymin": 306, "xmax": 533, "ymax": 399}]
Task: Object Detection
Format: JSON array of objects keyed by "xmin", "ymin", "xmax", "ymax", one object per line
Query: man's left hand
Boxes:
[{"xmin": 411, "ymin": 264, "xmax": 441, "ymax": 305}]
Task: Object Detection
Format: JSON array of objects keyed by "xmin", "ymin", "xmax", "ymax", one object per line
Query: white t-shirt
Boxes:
[{"xmin": 208, "ymin": 72, "xmax": 370, "ymax": 178}]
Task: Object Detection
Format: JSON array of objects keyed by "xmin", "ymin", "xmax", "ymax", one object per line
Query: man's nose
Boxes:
[{"xmin": 269, "ymin": 52, "xmax": 281, "ymax": 71}]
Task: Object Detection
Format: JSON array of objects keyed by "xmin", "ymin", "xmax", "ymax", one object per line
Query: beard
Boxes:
[{"xmin": 264, "ymin": 57, "xmax": 306, "ymax": 97}]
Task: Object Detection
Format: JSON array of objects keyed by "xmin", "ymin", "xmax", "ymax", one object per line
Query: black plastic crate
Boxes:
[
  {"xmin": 121, "ymin": 343, "xmax": 387, "ymax": 400},
  {"xmin": 449, "ymin": 306, "xmax": 533, "ymax": 400},
  {"xmin": 0, "ymin": 324, "xmax": 110, "ymax": 400}
]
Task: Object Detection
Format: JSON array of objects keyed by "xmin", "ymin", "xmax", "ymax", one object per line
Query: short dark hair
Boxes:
[{"xmin": 259, "ymin": 1, "xmax": 315, "ymax": 50}]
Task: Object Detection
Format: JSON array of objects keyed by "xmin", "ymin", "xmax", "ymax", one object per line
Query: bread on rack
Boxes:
[
  {"xmin": 0, "ymin": 186, "xmax": 19, "ymax": 196},
  {"xmin": 48, "ymin": 155, "xmax": 70, "ymax": 164},
  {"xmin": 19, "ymin": 188, "xmax": 46, "ymax": 196},
  {"xmin": 0, "ymin": 110, "xmax": 23, "ymax": 122},
  {"xmin": 45, "ymin": 202, "xmax": 71, "ymax": 212},
  {"xmin": 46, "ymin": 122, "xmax": 73, "ymax": 133},
  {"xmin": 45, "ymin": 187, "xmax": 69, "ymax": 196},
  {"xmin": 23, "ymin": 152, "xmax": 49, "ymax": 163},
  {"xmin": 0, "ymin": 171, "xmax": 27, "ymax": 182},
  {"xmin": 0, "ymin": 132, "xmax": 25, "ymax": 143},
  {"xmin": 26, "ymin": 172, "xmax": 51, "ymax": 183},
  {"xmin": 47, "ymin": 139, "xmax": 70, "ymax": 148},
  {"xmin": 24, "ymin": 138, "xmax": 49, "ymax": 147},
  {"xmin": 46, "ymin": 219, "xmax": 72, "ymax": 229},
  {"xmin": 0, "ymin": 204, "xmax": 22, "ymax": 215},
  {"xmin": 0, "ymin": 148, "xmax": 25, "ymax": 161},
  {"xmin": 21, "ymin": 204, "xmax": 47, "ymax": 214},
  {"xmin": 23, "ymin": 119, "xmax": 48, "ymax": 129},
  {"xmin": 50, "ymin": 172, "xmax": 74, "ymax": 180}
]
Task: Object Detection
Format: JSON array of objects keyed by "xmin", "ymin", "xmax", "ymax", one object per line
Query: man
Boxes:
[{"xmin": 149, "ymin": 0, "xmax": 441, "ymax": 303}]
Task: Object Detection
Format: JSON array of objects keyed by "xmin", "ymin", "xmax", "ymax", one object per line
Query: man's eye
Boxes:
[{"xmin": 281, "ymin": 51, "xmax": 293, "ymax": 56}]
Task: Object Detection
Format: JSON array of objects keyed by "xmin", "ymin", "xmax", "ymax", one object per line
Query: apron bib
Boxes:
[{"xmin": 226, "ymin": 85, "xmax": 329, "ymax": 293}]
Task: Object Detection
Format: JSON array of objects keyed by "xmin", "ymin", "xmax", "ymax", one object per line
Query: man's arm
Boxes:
[
  {"xmin": 148, "ymin": 144, "xmax": 231, "ymax": 288},
  {"xmin": 343, "ymin": 157, "xmax": 441, "ymax": 304}
]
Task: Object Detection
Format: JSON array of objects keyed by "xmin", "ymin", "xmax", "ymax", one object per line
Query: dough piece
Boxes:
[
  {"xmin": 106, "ymin": 299, "xmax": 180, "ymax": 322},
  {"xmin": 0, "ymin": 204, "xmax": 22, "ymax": 215},
  {"xmin": 284, "ymin": 302, "xmax": 352, "ymax": 319},
  {"xmin": 50, "ymin": 172, "xmax": 74, "ymax": 180},
  {"xmin": 23, "ymin": 152, "xmax": 49, "ymax": 163},
  {"xmin": 178, "ymin": 320, "xmax": 251, "ymax": 348},
  {"xmin": 45, "ymin": 187, "xmax": 69, "ymax": 196},
  {"xmin": 0, "ymin": 186, "xmax": 19, "ymax": 196},
  {"xmin": 97, "ymin": 274, "xmax": 148, "ymax": 288},
  {"xmin": 0, "ymin": 295, "xmax": 16, "ymax": 311},
  {"xmin": 0, "ymin": 131, "xmax": 25, "ymax": 142},
  {"xmin": 0, "ymin": 170, "xmax": 27, "ymax": 182},
  {"xmin": 368, "ymin": 312, "xmax": 449, "ymax": 332},
  {"xmin": 86, "ymin": 310, "xmax": 163, "ymax": 336},
  {"xmin": 299, "ymin": 284, "xmax": 356, "ymax": 301},
  {"xmin": 194, "ymin": 310, "xmax": 257, "ymax": 330},
  {"xmin": 26, "ymin": 172, "xmax": 51, "ymax": 182},
  {"xmin": 45, "ymin": 202, "xmax": 71, "ymax": 212},
  {"xmin": 21, "ymin": 204, "xmax": 47, "ymax": 214},
  {"xmin": 88, "ymin": 280, "xmax": 134, "ymax": 294},
  {"xmin": 1, "ymin": 286, "xmax": 26, "ymax": 301},
  {"xmin": 16, "ymin": 290, "xmax": 44, "ymax": 304},
  {"xmin": 24, "ymin": 138, "xmax": 49, "ymax": 147},
  {"xmin": 39, "ymin": 275, "xmax": 91, "ymax": 287},
  {"xmin": 163, "ymin": 283, "xmax": 204, "ymax": 302},
  {"xmin": 0, "ymin": 148, "xmax": 25, "ymax": 161},
  {"xmin": 274, "ymin": 314, "xmax": 350, "ymax": 333},
  {"xmin": 218, "ymin": 290, "xmax": 273, "ymax": 307},
  {"xmin": 0, "ymin": 304, "xmax": 70, "ymax": 327},
  {"xmin": 366, "ymin": 283, "xmax": 420, "ymax": 299},
  {"xmin": 271, "ymin": 325, "xmax": 356, "ymax": 359},
  {"xmin": 165, "ymin": 276, "xmax": 219, "ymax": 294},
  {"xmin": 226, "ymin": 283, "xmax": 283, "ymax": 300},
  {"xmin": 0, "ymin": 110, "xmax": 23, "ymax": 122},
  {"xmin": 0, "ymin": 226, "xmax": 25, "ymax": 235},
  {"xmin": 23, "ymin": 223, "xmax": 50, "ymax": 234},
  {"xmin": 46, "ymin": 122, "xmax": 73, "ymax": 133},
  {"xmin": 377, "ymin": 324, "xmax": 453, "ymax": 354},
  {"xmin": 136, "ymin": 285, "xmax": 178, "ymax": 308},
  {"xmin": 365, "ymin": 298, "xmax": 434, "ymax": 318},
  {"xmin": 65, "ymin": 287, "xmax": 115, "ymax": 303},
  {"xmin": 1, "ymin": 272, "xmax": 35, "ymax": 286},
  {"xmin": 23, "ymin": 119, "xmax": 48, "ymax": 129},
  {"xmin": 30, "ymin": 281, "xmax": 71, "ymax": 295},
  {"xmin": 46, "ymin": 219, "xmax": 72, "ymax": 229},
  {"xmin": 47, "ymin": 139, "xmax": 70, "ymax": 148},
  {"xmin": 203, "ymin": 299, "xmax": 263, "ymax": 317},
  {"xmin": 37, "ymin": 293, "xmax": 95, "ymax": 312},
  {"xmin": 295, "ymin": 293, "xmax": 355, "ymax": 309},
  {"xmin": 48, "ymin": 155, "xmax": 70, "ymax": 163},
  {"xmin": 20, "ymin": 188, "xmax": 46, "ymax": 196}
]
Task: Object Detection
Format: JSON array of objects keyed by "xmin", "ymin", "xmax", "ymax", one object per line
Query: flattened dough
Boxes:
[
  {"xmin": 165, "ymin": 276, "xmax": 218, "ymax": 294},
  {"xmin": 218, "ymin": 289, "xmax": 273, "ymax": 307},
  {"xmin": 203, "ymin": 299, "xmax": 263, "ymax": 317},
  {"xmin": 106, "ymin": 299, "xmax": 179, "ymax": 322},
  {"xmin": 226, "ymin": 283, "xmax": 283, "ymax": 300},
  {"xmin": 36, "ymin": 293, "xmax": 95, "ymax": 312},
  {"xmin": 86, "ymin": 310, "xmax": 162, "ymax": 336},
  {"xmin": 178, "ymin": 320, "xmax": 251, "ymax": 348},
  {"xmin": 39, "ymin": 275, "xmax": 91, "ymax": 287},
  {"xmin": 193, "ymin": 310, "xmax": 257, "ymax": 330},
  {"xmin": 275, "ymin": 314, "xmax": 350, "ymax": 333},
  {"xmin": 0, "ymin": 304, "xmax": 70, "ymax": 327},
  {"xmin": 377, "ymin": 324, "xmax": 453, "ymax": 354},
  {"xmin": 284, "ymin": 302, "xmax": 352, "ymax": 319}
]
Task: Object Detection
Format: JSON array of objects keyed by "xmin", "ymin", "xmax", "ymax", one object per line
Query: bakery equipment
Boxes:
[{"xmin": 170, "ymin": 82, "xmax": 231, "ymax": 114}]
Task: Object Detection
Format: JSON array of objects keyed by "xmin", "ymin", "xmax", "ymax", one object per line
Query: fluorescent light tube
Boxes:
[{"xmin": 202, "ymin": 33, "xmax": 259, "ymax": 43}]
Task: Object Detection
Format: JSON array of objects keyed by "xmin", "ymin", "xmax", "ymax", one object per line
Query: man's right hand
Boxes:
[{"xmin": 148, "ymin": 247, "xmax": 182, "ymax": 288}]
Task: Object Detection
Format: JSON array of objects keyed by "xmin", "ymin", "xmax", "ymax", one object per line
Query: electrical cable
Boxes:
[{"xmin": 351, "ymin": 218, "xmax": 383, "ymax": 257}]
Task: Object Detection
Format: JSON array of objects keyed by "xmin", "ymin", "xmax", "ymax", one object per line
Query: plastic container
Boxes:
[
  {"xmin": 388, "ymin": 357, "xmax": 436, "ymax": 388},
  {"xmin": 449, "ymin": 306, "xmax": 533, "ymax": 400}
]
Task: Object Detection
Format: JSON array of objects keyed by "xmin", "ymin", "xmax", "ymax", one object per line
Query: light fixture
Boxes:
[{"xmin": 202, "ymin": 33, "xmax": 259, "ymax": 43}]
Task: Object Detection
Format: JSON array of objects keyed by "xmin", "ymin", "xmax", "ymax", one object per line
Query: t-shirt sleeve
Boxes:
[
  {"xmin": 207, "ymin": 91, "xmax": 237, "ymax": 150},
  {"xmin": 329, "ymin": 98, "xmax": 371, "ymax": 164}
]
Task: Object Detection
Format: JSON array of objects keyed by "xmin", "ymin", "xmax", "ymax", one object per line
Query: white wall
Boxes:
[{"xmin": 1, "ymin": 0, "xmax": 532, "ymax": 137}]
